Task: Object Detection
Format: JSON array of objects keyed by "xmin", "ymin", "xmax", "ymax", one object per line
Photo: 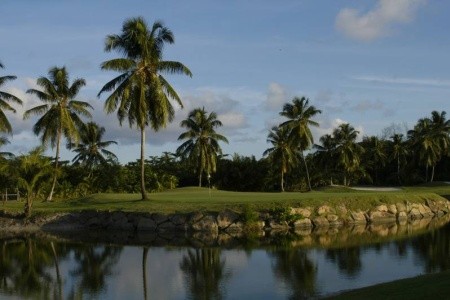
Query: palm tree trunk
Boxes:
[
  {"xmin": 431, "ymin": 165, "xmax": 435, "ymax": 182},
  {"xmin": 51, "ymin": 241, "xmax": 63, "ymax": 300},
  {"xmin": 140, "ymin": 127, "xmax": 147, "ymax": 200},
  {"xmin": 281, "ymin": 170, "xmax": 284, "ymax": 192},
  {"xmin": 199, "ymin": 171, "xmax": 203, "ymax": 187},
  {"xmin": 142, "ymin": 247, "xmax": 149, "ymax": 300},
  {"xmin": 301, "ymin": 152, "xmax": 312, "ymax": 191},
  {"xmin": 425, "ymin": 165, "xmax": 429, "ymax": 183},
  {"xmin": 47, "ymin": 129, "xmax": 61, "ymax": 202},
  {"xmin": 397, "ymin": 155, "xmax": 401, "ymax": 185}
]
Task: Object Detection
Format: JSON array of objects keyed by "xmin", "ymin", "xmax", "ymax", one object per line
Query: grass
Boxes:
[
  {"xmin": 2, "ymin": 183, "xmax": 450, "ymax": 215},
  {"xmin": 324, "ymin": 269, "xmax": 450, "ymax": 300}
]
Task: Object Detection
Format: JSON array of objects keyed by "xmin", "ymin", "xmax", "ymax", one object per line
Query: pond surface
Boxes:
[{"xmin": 1, "ymin": 218, "xmax": 450, "ymax": 299}]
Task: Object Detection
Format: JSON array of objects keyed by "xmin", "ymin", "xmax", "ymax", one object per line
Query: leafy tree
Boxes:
[
  {"xmin": 176, "ymin": 107, "xmax": 228, "ymax": 187},
  {"xmin": 0, "ymin": 61, "xmax": 22, "ymax": 134},
  {"xmin": 332, "ymin": 123, "xmax": 365, "ymax": 186},
  {"xmin": 263, "ymin": 125, "xmax": 299, "ymax": 192},
  {"xmin": 23, "ymin": 66, "xmax": 92, "ymax": 201},
  {"xmin": 360, "ymin": 136, "xmax": 387, "ymax": 185},
  {"xmin": 388, "ymin": 134, "xmax": 408, "ymax": 184},
  {"xmin": 408, "ymin": 118, "xmax": 441, "ymax": 182},
  {"xmin": 14, "ymin": 147, "xmax": 52, "ymax": 217},
  {"xmin": 68, "ymin": 122, "xmax": 118, "ymax": 177},
  {"xmin": 98, "ymin": 17, "xmax": 192, "ymax": 200},
  {"xmin": 280, "ymin": 97, "xmax": 321, "ymax": 191},
  {"xmin": 314, "ymin": 133, "xmax": 337, "ymax": 185}
]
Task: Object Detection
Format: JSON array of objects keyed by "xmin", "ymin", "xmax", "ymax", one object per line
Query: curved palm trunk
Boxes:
[
  {"xmin": 281, "ymin": 170, "xmax": 284, "ymax": 192},
  {"xmin": 47, "ymin": 129, "xmax": 61, "ymax": 202},
  {"xmin": 51, "ymin": 241, "xmax": 63, "ymax": 300},
  {"xmin": 141, "ymin": 127, "xmax": 147, "ymax": 200},
  {"xmin": 301, "ymin": 152, "xmax": 312, "ymax": 191},
  {"xmin": 431, "ymin": 165, "xmax": 435, "ymax": 182},
  {"xmin": 142, "ymin": 247, "xmax": 149, "ymax": 300}
]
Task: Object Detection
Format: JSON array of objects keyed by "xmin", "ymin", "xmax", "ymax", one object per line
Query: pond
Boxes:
[{"xmin": 1, "ymin": 217, "xmax": 450, "ymax": 299}]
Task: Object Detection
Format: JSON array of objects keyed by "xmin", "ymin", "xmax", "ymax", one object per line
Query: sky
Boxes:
[{"xmin": 1, "ymin": 0, "xmax": 449, "ymax": 163}]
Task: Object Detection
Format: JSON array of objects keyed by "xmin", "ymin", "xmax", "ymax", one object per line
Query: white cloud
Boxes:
[
  {"xmin": 353, "ymin": 75, "xmax": 450, "ymax": 88},
  {"xmin": 336, "ymin": 0, "xmax": 426, "ymax": 41},
  {"xmin": 264, "ymin": 82, "xmax": 289, "ymax": 111}
]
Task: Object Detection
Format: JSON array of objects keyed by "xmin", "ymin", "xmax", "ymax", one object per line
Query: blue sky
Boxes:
[{"xmin": 1, "ymin": 0, "xmax": 449, "ymax": 163}]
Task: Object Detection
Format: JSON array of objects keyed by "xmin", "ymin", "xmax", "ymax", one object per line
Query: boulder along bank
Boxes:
[{"xmin": 1, "ymin": 198, "xmax": 450, "ymax": 236}]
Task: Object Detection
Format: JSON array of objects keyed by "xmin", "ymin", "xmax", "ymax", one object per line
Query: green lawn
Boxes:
[
  {"xmin": 324, "ymin": 269, "xmax": 450, "ymax": 300},
  {"xmin": 3, "ymin": 183, "xmax": 450, "ymax": 215}
]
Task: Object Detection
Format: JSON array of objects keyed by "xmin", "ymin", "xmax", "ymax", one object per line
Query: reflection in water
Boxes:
[
  {"xmin": 270, "ymin": 249, "xmax": 317, "ymax": 299},
  {"xmin": 180, "ymin": 248, "xmax": 231, "ymax": 300},
  {"xmin": 0, "ymin": 218, "xmax": 450, "ymax": 299}
]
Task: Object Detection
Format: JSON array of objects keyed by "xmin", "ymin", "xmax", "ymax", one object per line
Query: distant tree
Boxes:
[
  {"xmin": 332, "ymin": 123, "xmax": 365, "ymax": 186},
  {"xmin": 280, "ymin": 97, "xmax": 321, "ymax": 191},
  {"xmin": 98, "ymin": 17, "xmax": 192, "ymax": 200},
  {"xmin": 68, "ymin": 122, "xmax": 118, "ymax": 177},
  {"xmin": 24, "ymin": 66, "xmax": 92, "ymax": 201},
  {"xmin": 263, "ymin": 125, "xmax": 299, "ymax": 192},
  {"xmin": 176, "ymin": 108, "xmax": 228, "ymax": 187},
  {"xmin": 360, "ymin": 136, "xmax": 387, "ymax": 185},
  {"xmin": 388, "ymin": 134, "xmax": 408, "ymax": 184},
  {"xmin": 15, "ymin": 147, "xmax": 52, "ymax": 217},
  {"xmin": 0, "ymin": 61, "xmax": 22, "ymax": 134}
]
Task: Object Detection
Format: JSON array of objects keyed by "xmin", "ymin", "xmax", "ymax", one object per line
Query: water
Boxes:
[{"xmin": 1, "ymin": 218, "xmax": 449, "ymax": 299}]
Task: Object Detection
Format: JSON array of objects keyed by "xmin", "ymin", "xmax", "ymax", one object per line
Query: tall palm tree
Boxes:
[
  {"xmin": 0, "ymin": 62, "xmax": 22, "ymax": 133},
  {"xmin": 361, "ymin": 136, "xmax": 387, "ymax": 185},
  {"xmin": 176, "ymin": 108, "xmax": 228, "ymax": 187},
  {"xmin": 0, "ymin": 136, "xmax": 13, "ymax": 159},
  {"xmin": 263, "ymin": 125, "xmax": 299, "ymax": 192},
  {"xmin": 68, "ymin": 122, "xmax": 118, "ymax": 176},
  {"xmin": 280, "ymin": 97, "xmax": 321, "ymax": 191},
  {"xmin": 332, "ymin": 123, "xmax": 364, "ymax": 186},
  {"xmin": 408, "ymin": 113, "xmax": 447, "ymax": 182},
  {"xmin": 388, "ymin": 133, "xmax": 408, "ymax": 184},
  {"xmin": 98, "ymin": 17, "xmax": 192, "ymax": 200},
  {"xmin": 23, "ymin": 66, "xmax": 92, "ymax": 201},
  {"xmin": 314, "ymin": 133, "xmax": 337, "ymax": 185}
]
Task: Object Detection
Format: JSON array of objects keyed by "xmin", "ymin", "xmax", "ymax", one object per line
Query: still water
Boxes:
[{"xmin": 1, "ymin": 218, "xmax": 450, "ymax": 299}]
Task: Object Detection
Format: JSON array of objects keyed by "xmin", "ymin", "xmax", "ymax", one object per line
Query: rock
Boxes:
[
  {"xmin": 375, "ymin": 205, "xmax": 388, "ymax": 212},
  {"xmin": 336, "ymin": 205, "xmax": 348, "ymax": 217},
  {"xmin": 327, "ymin": 214, "xmax": 339, "ymax": 222},
  {"xmin": 137, "ymin": 217, "xmax": 157, "ymax": 231},
  {"xmin": 396, "ymin": 203, "xmax": 407, "ymax": 213},
  {"xmin": 217, "ymin": 209, "xmax": 240, "ymax": 229},
  {"xmin": 158, "ymin": 221, "xmax": 177, "ymax": 231},
  {"xmin": 398, "ymin": 211, "xmax": 408, "ymax": 219},
  {"xmin": 409, "ymin": 208, "xmax": 423, "ymax": 220},
  {"xmin": 224, "ymin": 222, "xmax": 244, "ymax": 233},
  {"xmin": 170, "ymin": 214, "xmax": 187, "ymax": 226},
  {"xmin": 269, "ymin": 220, "xmax": 289, "ymax": 229},
  {"xmin": 190, "ymin": 212, "xmax": 204, "ymax": 224},
  {"xmin": 317, "ymin": 205, "xmax": 335, "ymax": 216},
  {"xmin": 191, "ymin": 215, "xmax": 218, "ymax": 233},
  {"xmin": 291, "ymin": 207, "xmax": 311, "ymax": 218},
  {"xmin": 152, "ymin": 213, "xmax": 169, "ymax": 225},
  {"xmin": 418, "ymin": 204, "xmax": 434, "ymax": 218},
  {"xmin": 388, "ymin": 204, "xmax": 397, "ymax": 215},
  {"xmin": 293, "ymin": 218, "xmax": 312, "ymax": 228},
  {"xmin": 369, "ymin": 211, "xmax": 396, "ymax": 223},
  {"xmin": 350, "ymin": 211, "xmax": 367, "ymax": 224},
  {"xmin": 312, "ymin": 216, "xmax": 329, "ymax": 227}
]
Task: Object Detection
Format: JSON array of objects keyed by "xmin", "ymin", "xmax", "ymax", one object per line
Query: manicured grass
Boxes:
[
  {"xmin": 324, "ymin": 270, "xmax": 450, "ymax": 300},
  {"xmin": 3, "ymin": 184, "xmax": 450, "ymax": 215}
]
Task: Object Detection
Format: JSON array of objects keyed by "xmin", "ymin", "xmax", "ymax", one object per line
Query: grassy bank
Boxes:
[
  {"xmin": 325, "ymin": 269, "xmax": 450, "ymax": 300},
  {"xmin": 2, "ymin": 184, "xmax": 450, "ymax": 215}
]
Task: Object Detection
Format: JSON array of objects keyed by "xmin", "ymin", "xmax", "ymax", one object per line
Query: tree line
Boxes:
[{"xmin": 1, "ymin": 17, "xmax": 450, "ymax": 216}]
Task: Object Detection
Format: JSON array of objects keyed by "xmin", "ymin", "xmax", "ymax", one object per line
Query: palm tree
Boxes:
[
  {"xmin": 0, "ymin": 136, "xmax": 13, "ymax": 159},
  {"xmin": 408, "ymin": 112, "xmax": 449, "ymax": 182},
  {"xmin": 15, "ymin": 147, "xmax": 52, "ymax": 217},
  {"xmin": 263, "ymin": 125, "xmax": 299, "ymax": 192},
  {"xmin": 332, "ymin": 123, "xmax": 364, "ymax": 186},
  {"xmin": 23, "ymin": 66, "xmax": 92, "ymax": 201},
  {"xmin": 176, "ymin": 108, "xmax": 228, "ymax": 187},
  {"xmin": 314, "ymin": 133, "xmax": 337, "ymax": 185},
  {"xmin": 98, "ymin": 17, "xmax": 192, "ymax": 200},
  {"xmin": 68, "ymin": 122, "xmax": 118, "ymax": 176},
  {"xmin": 388, "ymin": 134, "xmax": 408, "ymax": 184},
  {"xmin": 280, "ymin": 97, "xmax": 321, "ymax": 191},
  {"xmin": 0, "ymin": 61, "xmax": 22, "ymax": 133},
  {"xmin": 361, "ymin": 136, "xmax": 387, "ymax": 185}
]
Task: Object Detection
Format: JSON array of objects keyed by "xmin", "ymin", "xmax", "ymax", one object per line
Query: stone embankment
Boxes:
[{"xmin": 2, "ymin": 198, "xmax": 448, "ymax": 235}]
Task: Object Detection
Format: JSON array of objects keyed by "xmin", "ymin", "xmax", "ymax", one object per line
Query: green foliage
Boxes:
[{"xmin": 269, "ymin": 204, "xmax": 301, "ymax": 223}]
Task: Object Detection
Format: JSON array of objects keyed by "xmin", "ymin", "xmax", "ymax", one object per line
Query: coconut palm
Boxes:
[
  {"xmin": 361, "ymin": 136, "xmax": 387, "ymax": 185},
  {"xmin": 388, "ymin": 134, "xmax": 408, "ymax": 184},
  {"xmin": 0, "ymin": 136, "xmax": 13, "ymax": 159},
  {"xmin": 23, "ymin": 66, "xmax": 92, "ymax": 201},
  {"xmin": 408, "ymin": 116, "xmax": 442, "ymax": 182},
  {"xmin": 263, "ymin": 125, "xmax": 299, "ymax": 192},
  {"xmin": 176, "ymin": 108, "xmax": 228, "ymax": 187},
  {"xmin": 68, "ymin": 122, "xmax": 118, "ymax": 176},
  {"xmin": 280, "ymin": 97, "xmax": 321, "ymax": 191},
  {"xmin": 0, "ymin": 62, "xmax": 22, "ymax": 133},
  {"xmin": 98, "ymin": 17, "xmax": 192, "ymax": 200},
  {"xmin": 314, "ymin": 133, "xmax": 337, "ymax": 185},
  {"xmin": 332, "ymin": 123, "xmax": 364, "ymax": 186}
]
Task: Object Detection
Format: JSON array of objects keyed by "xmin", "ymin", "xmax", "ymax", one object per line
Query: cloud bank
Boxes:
[{"xmin": 336, "ymin": 0, "xmax": 426, "ymax": 41}]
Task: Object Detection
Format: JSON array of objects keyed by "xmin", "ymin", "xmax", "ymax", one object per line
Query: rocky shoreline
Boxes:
[{"xmin": 1, "ymin": 198, "xmax": 449, "ymax": 236}]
